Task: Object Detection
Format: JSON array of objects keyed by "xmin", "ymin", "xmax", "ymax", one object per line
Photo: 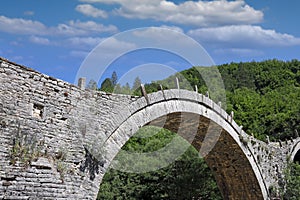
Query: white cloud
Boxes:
[
  {"xmin": 0, "ymin": 15, "xmax": 48, "ymax": 35},
  {"xmin": 64, "ymin": 20, "xmax": 117, "ymax": 35},
  {"xmin": 96, "ymin": 37, "xmax": 137, "ymax": 55},
  {"xmin": 132, "ymin": 27, "xmax": 186, "ymax": 44},
  {"xmin": 188, "ymin": 25, "xmax": 300, "ymax": 47},
  {"xmin": 214, "ymin": 48, "xmax": 264, "ymax": 57},
  {"xmin": 24, "ymin": 11, "xmax": 34, "ymax": 16},
  {"xmin": 0, "ymin": 15, "xmax": 117, "ymax": 36},
  {"xmin": 70, "ymin": 50, "xmax": 90, "ymax": 58},
  {"xmin": 27, "ymin": 35, "xmax": 105, "ymax": 51},
  {"xmin": 11, "ymin": 56, "xmax": 24, "ymax": 61},
  {"xmin": 67, "ymin": 37, "xmax": 104, "ymax": 48},
  {"xmin": 29, "ymin": 36, "xmax": 50, "ymax": 45},
  {"xmin": 53, "ymin": 20, "xmax": 118, "ymax": 36},
  {"xmin": 159, "ymin": 25, "xmax": 183, "ymax": 33},
  {"xmin": 10, "ymin": 41, "xmax": 21, "ymax": 46},
  {"xmin": 27, "ymin": 35, "xmax": 105, "ymax": 50},
  {"xmin": 69, "ymin": 37, "xmax": 137, "ymax": 59},
  {"xmin": 79, "ymin": 0, "xmax": 263, "ymax": 26},
  {"xmin": 76, "ymin": 4, "xmax": 108, "ymax": 18}
]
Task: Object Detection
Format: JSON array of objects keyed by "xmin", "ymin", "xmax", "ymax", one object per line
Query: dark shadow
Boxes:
[{"xmin": 294, "ymin": 150, "xmax": 300, "ymax": 164}]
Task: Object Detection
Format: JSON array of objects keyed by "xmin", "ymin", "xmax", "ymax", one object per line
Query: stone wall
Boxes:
[
  {"xmin": 0, "ymin": 58, "xmax": 137, "ymax": 199},
  {"xmin": 0, "ymin": 57, "xmax": 299, "ymax": 199}
]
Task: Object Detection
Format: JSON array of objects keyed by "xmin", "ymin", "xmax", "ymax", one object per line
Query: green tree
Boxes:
[
  {"xmin": 284, "ymin": 163, "xmax": 300, "ymax": 200},
  {"xmin": 98, "ymin": 127, "xmax": 222, "ymax": 200},
  {"xmin": 111, "ymin": 71, "xmax": 118, "ymax": 86},
  {"xmin": 132, "ymin": 76, "xmax": 142, "ymax": 96},
  {"xmin": 113, "ymin": 83, "xmax": 122, "ymax": 94},
  {"xmin": 122, "ymin": 82, "xmax": 131, "ymax": 95},
  {"xmin": 97, "ymin": 59, "xmax": 300, "ymax": 199},
  {"xmin": 87, "ymin": 79, "xmax": 98, "ymax": 90},
  {"xmin": 100, "ymin": 78, "xmax": 114, "ymax": 93}
]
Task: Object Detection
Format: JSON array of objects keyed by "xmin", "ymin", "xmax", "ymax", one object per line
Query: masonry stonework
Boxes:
[{"xmin": 0, "ymin": 57, "xmax": 299, "ymax": 199}]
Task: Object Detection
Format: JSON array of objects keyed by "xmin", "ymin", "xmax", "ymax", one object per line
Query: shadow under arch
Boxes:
[
  {"xmin": 294, "ymin": 150, "xmax": 300, "ymax": 164},
  {"xmin": 291, "ymin": 141, "xmax": 300, "ymax": 164},
  {"xmin": 97, "ymin": 90, "xmax": 268, "ymax": 200}
]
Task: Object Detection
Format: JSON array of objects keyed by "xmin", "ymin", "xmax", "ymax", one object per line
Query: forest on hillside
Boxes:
[
  {"xmin": 95, "ymin": 59, "xmax": 300, "ymax": 199},
  {"xmin": 97, "ymin": 59, "xmax": 300, "ymax": 142}
]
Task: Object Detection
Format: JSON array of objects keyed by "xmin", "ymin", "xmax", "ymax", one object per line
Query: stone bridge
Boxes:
[{"xmin": 0, "ymin": 57, "xmax": 299, "ymax": 200}]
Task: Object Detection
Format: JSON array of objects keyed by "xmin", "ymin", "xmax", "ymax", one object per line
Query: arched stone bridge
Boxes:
[{"xmin": 0, "ymin": 58, "xmax": 299, "ymax": 199}]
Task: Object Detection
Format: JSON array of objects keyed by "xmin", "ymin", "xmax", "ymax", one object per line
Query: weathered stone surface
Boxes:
[
  {"xmin": 0, "ymin": 57, "xmax": 299, "ymax": 199},
  {"xmin": 31, "ymin": 158, "xmax": 52, "ymax": 169}
]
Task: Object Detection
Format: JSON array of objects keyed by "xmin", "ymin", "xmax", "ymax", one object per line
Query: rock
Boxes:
[{"xmin": 31, "ymin": 157, "xmax": 52, "ymax": 169}]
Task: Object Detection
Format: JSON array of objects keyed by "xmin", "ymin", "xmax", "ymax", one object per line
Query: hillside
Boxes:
[
  {"xmin": 98, "ymin": 59, "xmax": 300, "ymax": 199},
  {"xmin": 143, "ymin": 59, "xmax": 300, "ymax": 141}
]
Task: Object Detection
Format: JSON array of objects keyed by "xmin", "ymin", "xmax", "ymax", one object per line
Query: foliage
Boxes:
[
  {"xmin": 132, "ymin": 76, "xmax": 142, "ymax": 96},
  {"xmin": 87, "ymin": 79, "xmax": 98, "ymax": 90},
  {"xmin": 138, "ymin": 59, "xmax": 299, "ymax": 141},
  {"xmin": 9, "ymin": 123, "xmax": 45, "ymax": 167},
  {"xmin": 111, "ymin": 71, "xmax": 118, "ymax": 86},
  {"xmin": 123, "ymin": 83, "xmax": 131, "ymax": 95},
  {"xmin": 99, "ymin": 71, "xmax": 119, "ymax": 93},
  {"xmin": 284, "ymin": 162, "xmax": 300, "ymax": 200},
  {"xmin": 100, "ymin": 78, "xmax": 114, "ymax": 93},
  {"xmin": 98, "ymin": 127, "xmax": 222, "ymax": 200},
  {"xmin": 220, "ymin": 60, "xmax": 300, "ymax": 141},
  {"xmin": 98, "ymin": 59, "xmax": 300, "ymax": 199}
]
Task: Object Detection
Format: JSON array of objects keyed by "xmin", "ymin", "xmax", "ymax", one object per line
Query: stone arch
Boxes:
[
  {"xmin": 291, "ymin": 141, "xmax": 300, "ymax": 163},
  {"xmin": 294, "ymin": 150, "xmax": 300, "ymax": 164},
  {"xmin": 92, "ymin": 89, "xmax": 268, "ymax": 200}
]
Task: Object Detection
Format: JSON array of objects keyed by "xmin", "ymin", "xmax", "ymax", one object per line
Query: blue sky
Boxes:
[{"xmin": 1, "ymin": 0, "xmax": 300, "ymax": 85}]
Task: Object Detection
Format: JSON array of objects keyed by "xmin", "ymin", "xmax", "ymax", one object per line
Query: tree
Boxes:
[
  {"xmin": 97, "ymin": 59, "xmax": 300, "ymax": 199},
  {"xmin": 284, "ymin": 163, "xmax": 300, "ymax": 200},
  {"xmin": 132, "ymin": 77, "xmax": 142, "ymax": 90},
  {"xmin": 98, "ymin": 127, "xmax": 222, "ymax": 200},
  {"xmin": 111, "ymin": 71, "xmax": 118, "ymax": 86},
  {"xmin": 100, "ymin": 78, "xmax": 113, "ymax": 93},
  {"xmin": 87, "ymin": 79, "xmax": 98, "ymax": 90},
  {"xmin": 122, "ymin": 83, "xmax": 131, "ymax": 95},
  {"xmin": 113, "ymin": 84, "xmax": 122, "ymax": 94},
  {"xmin": 132, "ymin": 76, "xmax": 142, "ymax": 96}
]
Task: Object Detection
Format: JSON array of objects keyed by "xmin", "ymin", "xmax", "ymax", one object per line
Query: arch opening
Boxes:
[
  {"xmin": 98, "ymin": 125, "xmax": 222, "ymax": 199},
  {"xmin": 97, "ymin": 109, "xmax": 265, "ymax": 199},
  {"xmin": 293, "ymin": 149, "xmax": 300, "ymax": 164},
  {"xmin": 146, "ymin": 112, "xmax": 264, "ymax": 200}
]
